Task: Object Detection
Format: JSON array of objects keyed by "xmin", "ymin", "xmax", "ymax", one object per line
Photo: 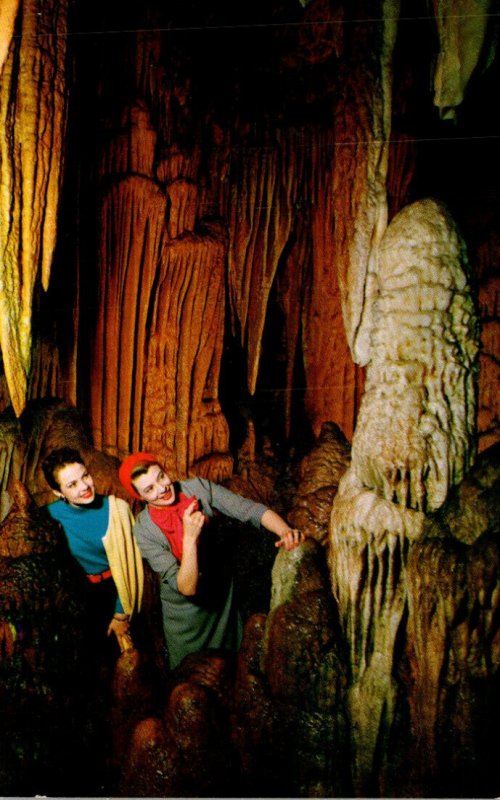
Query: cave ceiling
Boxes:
[{"xmin": 0, "ymin": 0, "xmax": 498, "ymax": 473}]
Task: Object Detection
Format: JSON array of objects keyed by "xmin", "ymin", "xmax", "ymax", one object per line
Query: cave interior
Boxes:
[{"xmin": 0, "ymin": 0, "xmax": 499, "ymax": 797}]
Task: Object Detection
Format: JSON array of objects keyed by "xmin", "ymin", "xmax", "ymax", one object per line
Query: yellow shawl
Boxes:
[{"xmin": 102, "ymin": 495, "xmax": 143, "ymax": 616}]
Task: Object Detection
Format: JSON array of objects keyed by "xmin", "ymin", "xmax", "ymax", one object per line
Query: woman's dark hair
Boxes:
[
  {"xmin": 130, "ymin": 460, "xmax": 160, "ymax": 489},
  {"xmin": 131, "ymin": 461, "xmax": 159, "ymax": 479},
  {"xmin": 42, "ymin": 447, "xmax": 85, "ymax": 490}
]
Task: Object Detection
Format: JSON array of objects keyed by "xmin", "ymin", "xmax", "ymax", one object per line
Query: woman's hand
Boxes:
[
  {"xmin": 182, "ymin": 499, "xmax": 205, "ymax": 543},
  {"xmin": 107, "ymin": 614, "xmax": 133, "ymax": 651},
  {"xmin": 177, "ymin": 500, "xmax": 205, "ymax": 596},
  {"xmin": 276, "ymin": 527, "xmax": 303, "ymax": 551},
  {"xmin": 261, "ymin": 509, "xmax": 304, "ymax": 551}
]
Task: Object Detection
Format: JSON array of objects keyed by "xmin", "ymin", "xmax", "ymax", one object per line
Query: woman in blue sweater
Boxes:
[{"xmin": 42, "ymin": 447, "xmax": 143, "ymax": 657}]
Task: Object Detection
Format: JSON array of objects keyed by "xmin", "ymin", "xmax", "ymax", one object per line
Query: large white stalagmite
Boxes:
[
  {"xmin": 353, "ymin": 199, "xmax": 479, "ymax": 512},
  {"xmin": 329, "ymin": 198, "xmax": 480, "ymax": 793}
]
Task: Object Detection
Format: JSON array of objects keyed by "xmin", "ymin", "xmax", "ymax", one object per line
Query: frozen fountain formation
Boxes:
[
  {"xmin": 352, "ymin": 198, "xmax": 479, "ymax": 513},
  {"xmin": 329, "ymin": 198, "xmax": 480, "ymax": 793}
]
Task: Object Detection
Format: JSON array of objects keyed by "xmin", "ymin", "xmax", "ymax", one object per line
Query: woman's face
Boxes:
[
  {"xmin": 54, "ymin": 462, "xmax": 95, "ymax": 507},
  {"xmin": 133, "ymin": 464, "xmax": 176, "ymax": 507}
]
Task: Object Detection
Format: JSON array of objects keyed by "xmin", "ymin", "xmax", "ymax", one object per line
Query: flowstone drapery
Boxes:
[
  {"xmin": 329, "ymin": 198, "xmax": 481, "ymax": 793},
  {"xmin": 0, "ymin": 0, "xmax": 68, "ymax": 416},
  {"xmin": 89, "ymin": 100, "xmax": 232, "ymax": 480}
]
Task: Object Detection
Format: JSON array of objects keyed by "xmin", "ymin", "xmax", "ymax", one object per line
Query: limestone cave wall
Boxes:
[{"xmin": 0, "ymin": 0, "xmax": 497, "ymax": 469}]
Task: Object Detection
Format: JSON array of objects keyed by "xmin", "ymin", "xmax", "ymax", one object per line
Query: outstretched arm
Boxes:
[
  {"xmin": 260, "ymin": 509, "xmax": 303, "ymax": 551},
  {"xmin": 187, "ymin": 478, "xmax": 303, "ymax": 551}
]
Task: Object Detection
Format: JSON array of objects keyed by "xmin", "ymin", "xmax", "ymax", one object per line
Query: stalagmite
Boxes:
[
  {"xmin": 287, "ymin": 421, "xmax": 351, "ymax": 544},
  {"xmin": 329, "ymin": 198, "xmax": 480, "ymax": 794},
  {"xmin": 405, "ymin": 442, "xmax": 500, "ymax": 796},
  {"xmin": 0, "ymin": 0, "xmax": 68, "ymax": 417},
  {"xmin": 0, "ymin": 481, "xmax": 87, "ymax": 794},
  {"xmin": 478, "ymin": 274, "xmax": 500, "ymax": 450},
  {"xmin": 352, "ymin": 199, "xmax": 479, "ymax": 511}
]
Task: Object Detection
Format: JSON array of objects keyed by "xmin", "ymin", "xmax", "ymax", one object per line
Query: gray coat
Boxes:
[{"xmin": 133, "ymin": 477, "xmax": 269, "ymax": 670}]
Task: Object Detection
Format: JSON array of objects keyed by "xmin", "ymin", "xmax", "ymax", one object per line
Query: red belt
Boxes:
[{"xmin": 86, "ymin": 569, "xmax": 112, "ymax": 584}]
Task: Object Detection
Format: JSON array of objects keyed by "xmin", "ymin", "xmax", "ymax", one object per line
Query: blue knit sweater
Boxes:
[{"xmin": 47, "ymin": 496, "xmax": 123, "ymax": 612}]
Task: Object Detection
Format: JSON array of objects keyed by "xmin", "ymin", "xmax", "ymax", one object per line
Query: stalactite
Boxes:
[
  {"xmin": 0, "ymin": 0, "xmax": 19, "ymax": 75},
  {"xmin": 142, "ymin": 223, "xmax": 232, "ymax": 480},
  {"xmin": 301, "ymin": 128, "xmax": 362, "ymax": 438},
  {"xmin": 0, "ymin": 412, "xmax": 24, "ymax": 512},
  {"xmin": 135, "ymin": 28, "xmax": 163, "ymax": 105},
  {"xmin": 156, "ymin": 143, "xmax": 202, "ymax": 184},
  {"xmin": 332, "ymin": 0, "xmax": 399, "ymax": 366},
  {"xmin": 432, "ymin": 0, "xmax": 493, "ymax": 121},
  {"xmin": 165, "ymin": 179, "xmax": 200, "ymax": 238},
  {"xmin": 99, "ymin": 100, "xmax": 157, "ymax": 178},
  {"xmin": 228, "ymin": 132, "xmax": 299, "ymax": 394},
  {"xmin": 275, "ymin": 208, "xmax": 310, "ymax": 439},
  {"xmin": 0, "ymin": 0, "xmax": 68, "ymax": 417},
  {"xmin": 27, "ymin": 340, "xmax": 61, "ymax": 406},
  {"xmin": 91, "ymin": 82, "xmax": 232, "ymax": 478},
  {"xmin": 91, "ymin": 175, "xmax": 167, "ymax": 456},
  {"xmin": 230, "ymin": 125, "xmax": 363, "ymax": 440},
  {"xmin": 386, "ymin": 134, "xmax": 416, "ymax": 219},
  {"xmin": 329, "ymin": 468, "xmax": 423, "ymax": 793}
]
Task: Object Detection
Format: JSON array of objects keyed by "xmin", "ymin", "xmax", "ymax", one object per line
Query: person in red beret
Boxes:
[{"xmin": 119, "ymin": 452, "xmax": 302, "ymax": 671}]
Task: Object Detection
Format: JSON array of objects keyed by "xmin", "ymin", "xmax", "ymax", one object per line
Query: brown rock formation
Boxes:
[
  {"xmin": 233, "ymin": 540, "xmax": 350, "ymax": 798},
  {"xmin": 404, "ymin": 441, "xmax": 500, "ymax": 797},
  {"xmin": 121, "ymin": 651, "xmax": 237, "ymax": 797},
  {"xmin": 0, "ymin": 480, "xmax": 89, "ymax": 795},
  {"xmin": 288, "ymin": 421, "xmax": 351, "ymax": 544},
  {"xmin": 478, "ymin": 274, "xmax": 500, "ymax": 451}
]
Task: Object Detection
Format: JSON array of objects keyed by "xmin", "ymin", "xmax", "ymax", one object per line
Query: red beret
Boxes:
[{"xmin": 118, "ymin": 452, "xmax": 159, "ymax": 500}]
